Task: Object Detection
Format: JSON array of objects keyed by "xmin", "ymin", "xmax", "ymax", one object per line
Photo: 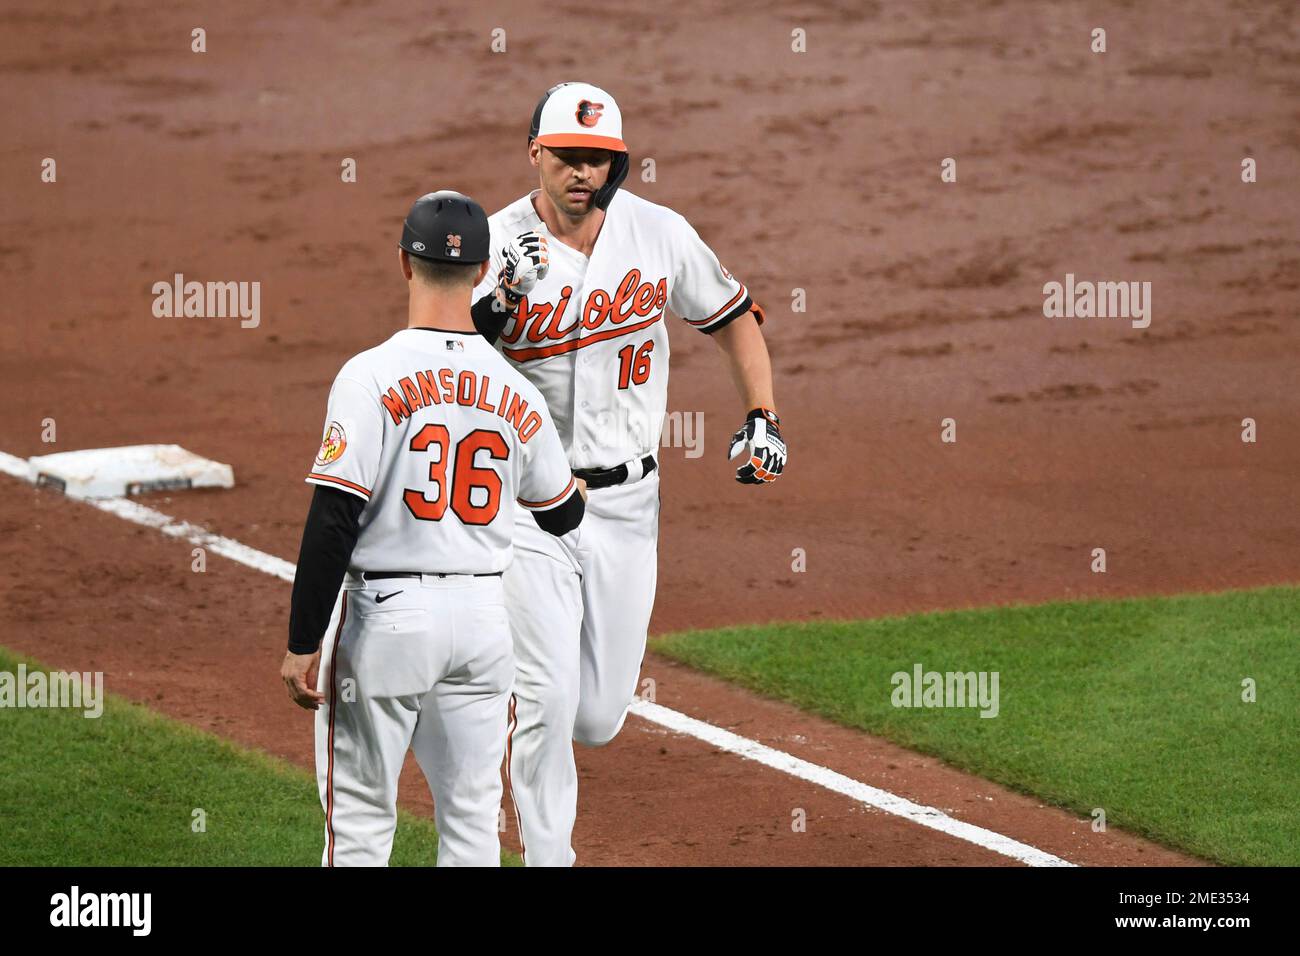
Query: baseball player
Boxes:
[
  {"xmin": 468, "ymin": 82, "xmax": 788, "ymax": 865},
  {"xmin": 280, "ymin": 191, "xmax": 586, "ymax": 867}
]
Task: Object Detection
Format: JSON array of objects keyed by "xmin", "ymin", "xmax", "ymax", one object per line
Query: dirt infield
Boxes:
[{"xmin": 2, "ymin": 0, "xmax": 1296, "ymax": 865}]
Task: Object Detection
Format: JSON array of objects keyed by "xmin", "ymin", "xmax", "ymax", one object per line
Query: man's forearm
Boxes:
[{"xmin": 711, "ymin": 313, "xmax": 775, "ymax": 411}]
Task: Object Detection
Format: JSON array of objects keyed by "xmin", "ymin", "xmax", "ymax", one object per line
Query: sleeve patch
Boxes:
[{"xmin": 315, "ymin": 422, "xmax": 348, "ymax": 466}]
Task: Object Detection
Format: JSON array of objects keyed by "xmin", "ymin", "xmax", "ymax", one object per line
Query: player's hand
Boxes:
[
  {"xmin": 574, "ymin": 475, "xmax": 589, "ymax": 502},
  {"xmin": 728, "ymin": 408, "xmax": 787, "ymax": 484},
  {"xmin": 496, "ymin": 231, "xmax": 549, "ymax": 307},
  {"xmin": 281, "ymin": 649, "xmax": 324, "ymax": 711}
]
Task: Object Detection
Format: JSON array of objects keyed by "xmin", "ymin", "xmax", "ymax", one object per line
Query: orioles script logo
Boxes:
[
  {"xmin": 499, "ymin": 268, "xmax": 668, "ymax": 360},
  {"xmin": 576, "ymin": 99, "xmax": 603, "ymax": 127}
]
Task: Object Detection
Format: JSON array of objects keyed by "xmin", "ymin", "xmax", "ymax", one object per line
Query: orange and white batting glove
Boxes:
[
  {"xmin": 728, "ymin": 408, "xmax": 787, "ymax": 484},
  {"xmin": 496, "ymin": 231, "xmax": 549, "ymax": 308}
]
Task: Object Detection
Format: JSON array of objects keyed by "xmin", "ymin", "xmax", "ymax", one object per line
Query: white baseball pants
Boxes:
[
  {"xmin": 503, "ymin": 471, "xmax": 660, "ymax": 866},
  {"xmin": 314, "ymin": 574, "xmax": 514, "ymax": 867}
]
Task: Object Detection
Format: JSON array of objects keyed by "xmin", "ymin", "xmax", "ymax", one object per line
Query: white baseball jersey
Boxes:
[
  {"xmin": 306, "ymin": 327, "xmax": 576, "ymax": 573},
  {"xmin": 473, "ymin": 189, "xmax": 761, "ymax": 469}
]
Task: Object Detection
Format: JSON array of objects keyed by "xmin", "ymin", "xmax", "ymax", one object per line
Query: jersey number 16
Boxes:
[{"xmin": 616, "ymin": 340, "xmax": 654, "ymax": 389}]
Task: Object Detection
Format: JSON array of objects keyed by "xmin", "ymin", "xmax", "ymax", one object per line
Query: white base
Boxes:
[{"xmin": 26, "ymin": 445, "xmax": 235, "ymax": 499}]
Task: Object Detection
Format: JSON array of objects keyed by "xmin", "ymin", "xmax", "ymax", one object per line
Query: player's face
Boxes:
[{"xmin": 535, "ymin": 145, "xmax": 611, "ymax": 217}]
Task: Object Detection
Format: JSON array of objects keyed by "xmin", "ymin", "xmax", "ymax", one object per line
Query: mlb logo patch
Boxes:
[{"xmin": 446, "ymin": 340, "xmax": 464, "ymax": 352}]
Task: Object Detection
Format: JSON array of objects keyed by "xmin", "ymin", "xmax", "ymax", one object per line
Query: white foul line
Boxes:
[
  {"xmin": 630, "ymin": 698, "xmax": 1071, "ymax": 866},
  {"xmin": 1, "ymin": 447, "xmax": 1073, "ymax": 867},
  {"xmin": 90, "ymin": 496, "xmax": 296, "ymax": 582}
]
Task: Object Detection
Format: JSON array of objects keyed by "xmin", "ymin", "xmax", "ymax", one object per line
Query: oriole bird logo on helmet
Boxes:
[{"xmin": 575, "ymin": 99, "xmax": 604, "ymax": 127}]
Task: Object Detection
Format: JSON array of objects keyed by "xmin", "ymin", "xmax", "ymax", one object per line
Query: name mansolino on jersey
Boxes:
[{"xmin": 379, "ymin": 367, "xmax": 544, "ymax": 443}]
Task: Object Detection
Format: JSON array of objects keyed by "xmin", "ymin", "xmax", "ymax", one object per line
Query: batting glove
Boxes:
[
  {"xmin": 497, "ymin": 231, "xmax": 549, "ymax": 307},
  {"xmin": 728, "ymin": 407, "xmax": 787, "ymax": 484}
]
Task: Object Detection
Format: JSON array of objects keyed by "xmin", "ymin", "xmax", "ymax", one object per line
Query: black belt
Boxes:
[
  {"xmin": 573, "ymin": 454, "xmax": 657, "ymax": 490},
  {"xmin": 363, "ymin": 571, "xmax": 502, "ymax": 581}
]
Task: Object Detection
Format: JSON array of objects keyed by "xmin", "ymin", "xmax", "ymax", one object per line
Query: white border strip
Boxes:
[{"xmin": 1, "ymin": 448, "xmax": 1073, "ymax": 866}]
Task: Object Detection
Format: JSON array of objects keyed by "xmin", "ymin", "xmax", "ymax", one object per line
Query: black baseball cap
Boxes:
[{"xmin": 399, "ymin": 191, "xmax": 490, "ymax": 263}]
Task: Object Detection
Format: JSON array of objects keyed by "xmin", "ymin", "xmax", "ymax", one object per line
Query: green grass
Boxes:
[
  {"xmin": 0, "ymin": 647, "xmax": 520, "ymax": 867},
  {"xmin": 653, "ymin": 585, "xmax": 1300, "ymax": 866}
]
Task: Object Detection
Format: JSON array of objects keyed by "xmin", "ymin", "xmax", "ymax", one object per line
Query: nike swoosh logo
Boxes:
[{"xmin": 375, "ymin": 590, "xmax": 403, "ymax": 604}]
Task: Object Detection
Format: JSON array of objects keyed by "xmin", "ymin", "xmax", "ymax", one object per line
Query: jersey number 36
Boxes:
[{"xmin": 403, "ymin": 425, "xmax": 509, "ymax": 526}]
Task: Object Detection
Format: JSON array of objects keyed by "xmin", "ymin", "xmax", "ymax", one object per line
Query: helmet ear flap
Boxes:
[{"xmin": 592, "ymin": 151, "xmax": 630, "ymax": 210}]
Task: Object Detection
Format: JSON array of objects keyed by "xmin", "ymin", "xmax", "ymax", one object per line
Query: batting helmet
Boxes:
[
  {"xmin": 399, "ymin": 191, "xmax": 490, "ymax": 263},
  {"xmin": 528, "ymin": 81, "xmax": 630, "ymax": 211}
]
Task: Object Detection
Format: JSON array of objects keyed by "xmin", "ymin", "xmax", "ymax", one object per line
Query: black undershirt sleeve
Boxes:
[
  {"xmin": 533, "ymin": 489, "xmax": 585, "ymax": 537},
  {"xmin": 471, "ymin": 292, "xmax": 510, "ymax": 345},
  {"xmin": 288, "ymin": 485, "xmax": 366, "ymax": 654},
  {"xmin": 701, "ymin": 294, "xmax": 756, "ymax": 335}
]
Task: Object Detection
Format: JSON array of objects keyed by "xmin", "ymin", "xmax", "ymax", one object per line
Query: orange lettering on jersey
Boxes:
[
  {"xmin": 382, "ymin": 387, "xmax": 412, "ymax": 424},
  {"xmin": 609, "ymin": 268, "xmax": 642, "ymax": 324},
  {"xmin": 439, "ymin": 367, "xmax": 455, "ymax": 403},
  {"xmin": 631, "ymin": 278, "xmax": 658, "ymax": 316},
  {"xmin": 476, "ymin": 375, "xmax": 497, "ymax": 413},
  {"xmin": 416, "ymin": 370, "xmax": 442, "ymax": 406},
  {"xmin": 582, "ymin": 288, "xmax": 611, "ymax": 330},
  {"xmin": 502, "ymin": 275, "xmax": 669, "ymax": 362},
  {"xmin": 506, "ymin": 287, "xmax": 576, "ymax": 344},
  {"xmin": 548, "ymin": 285, "xmax": 575, "ymax": 336},
  {"xmin": 502, "ymin": 313, "xmax": 663, "ymax": 362},
  {"xmin": 503, "ymin": 392, "xmax": 528, "ymax": 430},
  {"xmin": 456, "ymin": 370, "xmax": 476, "ymax": 406},
  {"xmin": 519, "ymin": 411, "xmax": 542, "ymax": 443},
  {"xmin": 400, "ymin": 377, "xmax": 422, "ymax": 412},
  {"xmin": 498, "ymin": 384, "xmax": 512, "ymax": 420},
  {"xmin": 521, "ymin": 300, "xmax": 554, "ymax": 343}
]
